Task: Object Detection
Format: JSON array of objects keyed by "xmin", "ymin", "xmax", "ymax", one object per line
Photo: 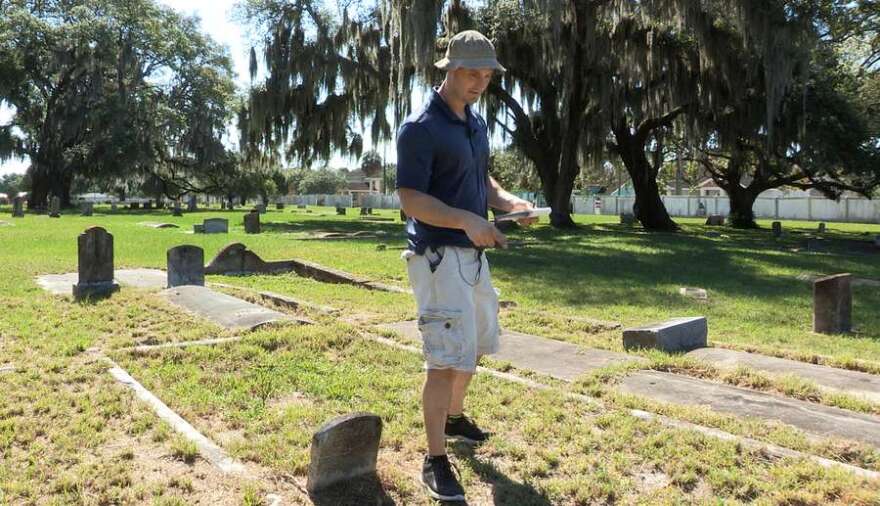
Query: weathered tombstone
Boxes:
[
  {"xmin": 172, "ymin": 201, "xmax": 183, "ymax": 217},
  {"xmin": 220, "ymin": 201, "xmax": 227, "ymax": 210},
  {"xmin": 80, "ymin": 202, "xmax": 94, "ymax": 217},
  {"xmin": 227, "ymin": 200, "xmax": 236, "ymax": 211},
  {"xmin": 705, "ymin": 215, "xmax": 725, "ymax": 226},
  {"xmin": 360, "ymin": 207, "xmax": 368, "ymax": 216},
  {"xmin": 193, "ymin": 224, "xmax": 205, "ymax": 233},
  {"xmin": 297, "ymin": 204, "xmax": 307, "ymax": 209},
  {"xmin": 130, "ymin": 202, "xmax": 140, "ymax": 210},
  {"xmin": 772, "ymin": 221, "xmax": 783, "ymax": 238},
  {"xmin": 187, "ymin": 195, "xmax": 197, "ymax": 212},
  {"xmin": 167, "ymin": 245, "xmax": 205, "ymax": 288},
  {"xmin": 110, "ymin": 201, "xmax": 118, "ymax": 212},
  {"xmin": 255, "ymin": 203, "xmax": 267, "ymax": 214},
  {"xmin": 818, "ymin": 222, "xmax": 826, "ymax": 233},
  {"xmin": 336, "ymin": 206, "xmax": 346, "ymax": 216},
  {"xmin": 143, "ymin": 200, "xmax": 153, "ymax": 210},
  {"xmin": 203, "ymin": 218, "xmax": 228, "ymax": 234},
  {"xmin": 11, "ymin": 197, "xmax": 24, "ymax": 218},
  {"xmin": 623, "ymin": 317, "xmax": 708, "ymax": 352},
  {"xmin": 72, "ymin": 227, "xmax": 119, "ymax": 299},
  {"xmin": 49, "ymin": 196, "xmax": 61, "ymax": 218},
  {"xmin": 813, "ymin": 274, "xmax": 852, "ymax": 334},
  {"xmin": 276, "ymin": 202, "xmax": 285, "ymax": 210},
  {"xmin": 243, "ymin": 211, "xmax": 261, "ymax": 234},
  {"xmin": 306, "ymin": 413, "xmax": 382, "ymax": 494},
  {"xmin": 620, "ymin": 213, "xmax": 636, "ymax": 226}
]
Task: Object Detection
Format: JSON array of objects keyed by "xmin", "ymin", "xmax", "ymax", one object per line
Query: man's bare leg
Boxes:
[
  {"xmin": 423, "ymin": 368, "xmax": 455, "ymax": 455},
  {"xmin": 448, "ymin": 355, "xmax": 481, "ymax": 416}
]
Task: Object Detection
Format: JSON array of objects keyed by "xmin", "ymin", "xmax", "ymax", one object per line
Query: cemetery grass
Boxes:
[{"xmin": 1, "ymin": 206, "xmax": 880, "ymax": 503}]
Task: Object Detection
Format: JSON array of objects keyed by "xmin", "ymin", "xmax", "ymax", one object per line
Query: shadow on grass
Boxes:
[
  {"xmin": 307, "ymin": 473, "xmax": 396, "ymax": 505},
  {"xmin": 450, "ymin": 443, "xmax": 553, "ymax": 506}
]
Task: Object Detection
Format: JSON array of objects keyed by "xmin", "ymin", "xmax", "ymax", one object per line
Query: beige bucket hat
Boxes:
[{"xmin": 434, "ymin": 30, "xmax": 506, "ymax": 72}]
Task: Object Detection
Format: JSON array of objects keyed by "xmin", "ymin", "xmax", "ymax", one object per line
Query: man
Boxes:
[{"xmin": 396, "ymin": 30, "xmax": 536, "ymax": 502}]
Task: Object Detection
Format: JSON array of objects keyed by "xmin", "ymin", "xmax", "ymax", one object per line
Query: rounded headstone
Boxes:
[
  {"xmin": 307, "ymin": 413, "xmax": 382, "ymax": 493},
  {"xmin": 813, "ymin": 274, "xmax": 852, "ymax": 334},
  {"xmin": 243, "ymin": 211, "xmax": 261, "ymax": 234},
  {"xmin": 167, "ymin": 245, "xmax": 205, "ymax": 288}
]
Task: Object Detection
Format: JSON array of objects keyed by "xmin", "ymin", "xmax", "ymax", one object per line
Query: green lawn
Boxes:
[{"xmin": 1, "ymin": 206, "xmax": 879, "ymax": 504}]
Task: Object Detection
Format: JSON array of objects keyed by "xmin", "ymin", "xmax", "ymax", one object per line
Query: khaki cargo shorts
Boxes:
[{"xmin": 403, "ymin": 246, "xmax": 501, "ymax": 372}]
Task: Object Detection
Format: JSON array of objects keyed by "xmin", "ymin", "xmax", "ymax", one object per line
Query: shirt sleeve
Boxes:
[{"xmin": 395, "ymin": 122, "xmax": 433, "ymax": 193}]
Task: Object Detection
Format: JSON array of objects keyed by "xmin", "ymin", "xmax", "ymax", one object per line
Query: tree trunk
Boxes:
[
  {"xmin": 727, "ymin": 185, "xmax": 761, "ymax": 228},
  {"xmin": 612, "ymin": 126, "xmax": 678, "ymax": 231}
]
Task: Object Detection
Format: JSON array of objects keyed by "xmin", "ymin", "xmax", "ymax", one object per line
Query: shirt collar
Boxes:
[{"xmin": 430, "ymin": 87, "xmax": 473, "ymax": 126}]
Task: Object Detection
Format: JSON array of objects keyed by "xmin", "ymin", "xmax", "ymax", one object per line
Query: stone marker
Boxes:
[
  {"xmin": 276, "ymin": 202, "xmax": 284, "ymax": 210},
  {"xmin": 813, "ymin": 274, "xmax": 851, "ymax": 334},
  {"xmin": 306, "ymin": 413, "xmax": 382, "ymax": 493},
  {"xmin": 772, "ymin": 221, "xmax": 782, "ymax": 238},
  {"xmin": 623, "ymin": 316, "xmax": 707, "ymax": 352},
  {"xmin": 72, "ymin": 227, "xmax": 120, "ymax": 299},
  {"xmin": 243, "ymin": 211, "xmax": 261, "ymax": 234},
  {"xmin": 193, "ymin": 224, "xmax": 205, "ymax": 233},
  {"xmin": 336, "ymin": 206, "xmax": 346, "ymax": 216},
  {"xmin": 818, "ymin": 222, "xmax": 826, "ymax": 233},
  {"xmin": 203, "ymin": 218, "xmax": 228, "ymax": 234},
  {"xmin": 129, "ymin": 202, "xmax": 139, "ymax": 210},
  {"xmin": 220, "ymin": 201, "xmax": 227, "ymax": 210},
  {"xmin": 80, "ymin": 202, "xmax": 94, "ymax": 217},
  {"xmin": 255, "ymin": 203, "xmax": 267, "ymax": 214},
  {"xmin": 110, "ymin": 201, "xmax": 117, "ymax": 212},
  {"xmin": 187, "ymin": 195, "xmax": 197, "ymax": 212},
  {"xmin": 679, "ymin": 287, "xmax": 708, "ymax": 301},
  {"xmin": 11, "ymin": 197, "xmax": 24, "ymax": 218},
  {"xmin": 205, "ymin": 243, "xmax": 268, "ymax": 274},
  {"xmin": 49, "ymin": 196, "xmax": 61, "ymax": 218},
  {"xmin": 620, "ymin": 213, "xmax": 636, "ymax": 226},
  {"xmin": 705, "ymin": 215, "xmax": 725, "ymax": 226},
  {"xmin": 172, "ymin": 201, "xmax": 183, "ymax": 217},
  {"xmin": 167, "ymin": 245, "xmax": 205, "ymax": 288},
  {"xmin": 143, "ymin": 201, "xmax": 153, "ymax": 210},
  {"xmin": 227, "ymin": 200, "xmax": 235, "ymax": 211}
]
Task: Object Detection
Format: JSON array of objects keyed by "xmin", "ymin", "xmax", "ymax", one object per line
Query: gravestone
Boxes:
[
  {"xmin": 255, "ymin": 203, "xmax": 267, "ymax": 214},
  {"xmin": 187, "ymin": 195, "xmax": 197, "ymax": 212},
  {"xmin": 276, "ymin": 202, "xmax": 285, "ymax": 210},
  {"xmin": 243, "ymin": 211, "xmax": 261, "ymax": 234},
  {"xmin": 307, "ymin": 413, "xmax": 382, "ymax": 493},
  {"xmin": 11, "ymin": 197, "xmax": 24, "ymax": 218},
  {"xmin": 167, "ymin": 245, "xmax": 205, "ymax": 288},
  {"xmin": 193, "ymin": 224, "xmax": 205, "ymax": 233},
  {"xmin": 705, "ymin": 215, "xmax": 725, "ymax": 226},
  {"xmin": 620, "ymin": 213, "xmax": 636, "ymax": 226},
  {"xmin": 130, "ymin": 202, "xmax": 140, "ymax": 210},
  {"xmin": 204, "ymin": 243, "xmax": 268, "ymax": 274},
  {"xmin": 818, "ymin": 222, "xmax": 826, "ymax": 233},
  {"xmin": 172, "ymin": 201, "xmax": 183, "ymax": 217},
  {"xmin": 49, "ymin": 196, "xmax": 61, "ymax": 218},
  {"xmin": 297, "ymin": 204, "xmax": 307, "ymax": 209},
  {"xmin": 623, "ymin": 316, "xmax": 707, "ymax": 352},
  {"xmin": 110, "ymin": 202, "xmax": 117, "ymax": 212},
  {"xmin": 203, "ymin": 218, "xmax": 228, "ymax": 234},
  {"xmin": 336, "ymin": 206, "xmax": 346, "ymax": 216},
  {"xmin": 80, "ymin": 202, "xmax": 94, "ymax": 217},
  {"xmin": 813, "ymin": 274, "xmax": 851, "ymax": 334},
  {"xmin": 772, "ymin": 221, "xmax": 782, "ymax": 238},
  {"xmin": 227, "ymin": 201, "xmax": 236, "ymax": 211},
  {"xmin": 72, "ymin": 227, "xmax": 119, "ymax": 299},
  {"xmin": 220, "ymin": 201, "xmax": 227, "ymax": 210}
]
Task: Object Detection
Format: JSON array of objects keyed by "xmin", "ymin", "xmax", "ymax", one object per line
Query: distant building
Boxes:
[{"xmin": 342, "ymin": 169, "xmax": 382, "ymax": 207}]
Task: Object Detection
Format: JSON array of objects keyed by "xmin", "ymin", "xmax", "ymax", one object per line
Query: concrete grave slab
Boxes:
[
  {"xmin": 162, "ymin": 285, "xmax": 292, "ymax": 330},
  {"xmin": 38, "ymin": 268, "xmax": 168, "ymax": 295},
  {"xmin": 618, "ymin": 371, "xmax": 880, "ymax": 447},
  {"xmin": 688, "ymin": 347, "xmax": 880, "ymax": 404},
  {"xmin": 380, "ymin": 320, "xmax": 643, "ymax": 381},
  {"xmin": 623, "ymin": 317, "xmax": 708, "ymax": 352}
]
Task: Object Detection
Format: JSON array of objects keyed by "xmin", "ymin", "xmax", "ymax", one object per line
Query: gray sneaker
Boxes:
[{"xmin": 421, "ymin": 455, "xmax": 465, "ymax": 501}]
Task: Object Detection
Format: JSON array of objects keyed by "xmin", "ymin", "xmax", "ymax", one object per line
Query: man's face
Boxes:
[{"xmin": 448, "ymin": 67, "xmax": 494, "ymax": 104}]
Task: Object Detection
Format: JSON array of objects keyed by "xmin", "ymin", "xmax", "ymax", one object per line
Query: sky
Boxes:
[{"xmin": 0, "ymin": 0, "xmax": 400, "ymax": 176}]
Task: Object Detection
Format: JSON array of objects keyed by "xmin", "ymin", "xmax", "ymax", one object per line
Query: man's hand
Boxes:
[
  {"xmin": 508, "ymin": 199, "xmax": 538, "ymax": 226},
  {"xmin": 463, "ymin": 214, "xmax": 508, "ymax": 249}
]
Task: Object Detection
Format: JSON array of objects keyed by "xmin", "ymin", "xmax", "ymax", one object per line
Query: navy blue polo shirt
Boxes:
[{"xmin": 396, "ymin": 88, "xmax": 490, "ymax": 253}]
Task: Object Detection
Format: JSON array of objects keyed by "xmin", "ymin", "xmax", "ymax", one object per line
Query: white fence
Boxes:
[
  {"xmin": 574, "ymin": 196, "xmax": 880, "ymax": 223},
  {"xmin": 282, "ymin": 193, "xmax": 879, "ymax": 223}
]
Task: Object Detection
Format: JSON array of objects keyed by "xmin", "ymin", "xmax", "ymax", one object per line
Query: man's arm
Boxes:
[
  {"xmin": 487, "ymin": 176, "xmax": 537, "ymax": 225},
  {"xmin": 398, "ymin": 188, "xmax": 507, "ymax": 248}
]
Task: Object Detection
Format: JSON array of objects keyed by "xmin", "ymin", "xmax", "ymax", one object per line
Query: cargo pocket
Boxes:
[{"xmin": 417, "ymin": 309, "xmax": 464, "ymax": 369}]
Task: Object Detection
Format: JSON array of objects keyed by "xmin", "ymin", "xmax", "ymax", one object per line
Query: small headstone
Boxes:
[
  {"xmin": 11, "ymin": 197, "xmax": 24, "ymax": 218},
  {"xmin": 203, "ymin": 218, "xmax": 228, "ymax": 234},
  {"xmin": 772, "ymin": 221, "xmax": 782, "ymax": 238},
  {"xmin": 167, "ymin": 245, "xmax": 205, "ymax": 288},
  {"xmin": 705, "ymin": 215, "xmax": 725, "ymax": 226},
  {"xmin": 204, "ymin": 243, "xmax": 268, "ymax": 274},
  {"xmin": 227, "ymin": 200, "xmax": 235, "ymax": 211},
  {"xmin": 72, "ymin": 227, "xmax": 119, "ymax": 299},
  {"xmin": 307, "ymin": 413, "xmax": 382, "ymax": 493},
  {"xmin": 679, "ymin": 287, "xmax": 709, "ymax": 301},
  {"xmin": 143, "ymin": 201, "xmax": 152, "ymax": 210},
  {"xmin": 818, "ymin": 223, "xmax": 826, "ymax": 233},
  {"xmin": 623, "ymin": 317, "xmax": 707, "ymax": 352},
  {"xmin": 130, "ymin": 202, "xmax": 140, "ymax": 210},
  {"xmin": 172, "ymin": 201, "xmax": 183, "ymax": 217},
  {"xmin": 221, "ymin": 201, "xmax": 227, "ymax": 210},
  {"xmin": 243, "ymin": 211, "xmax": 261, "ymax": 234},
  {"xmin": 620, "ymin": 213, "xmax": 636, "ymax": 226},
  {"xmin": 187, "ymin": 195, "xmax": 197, "ymax": 212},
  {"xmin": 80, "ymin": 202, "xmax": 94, "ymax": 217},
  {"xmin": 297, "ymin": 204, "xmax": 307, "ymax": 209},
  {"xmin": 193, "ymin": 224, "xmax": 205, "ymax": 233},
  {"xmin": 375, "ymin": 244, "xmax": 386, "ymax": 251},
  {"xmin": 110, "ymin": 202, "xmax": 117, "ymax": 212},
  {"xmin": 813, "ymin": 274, "xmax": 851, "ymax": 334},
  {"xmin": 276, "ymin": 202, "xmax": 284, "ymax": 210},
  {"xmin": 255, "ymin": 203, "xmax": 267, "ymax": 214},
  {"xmin": 336, "ymin": 206, "xmax": 346, "ymax": 216},
  {"xmin": 49, "ymin": 196, "xmax": 61, "ymax": 218}
]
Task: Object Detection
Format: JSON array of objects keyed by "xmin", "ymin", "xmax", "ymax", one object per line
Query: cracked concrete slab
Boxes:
[{"xmin": 162, "ymin": 285, "xmax": 292, "ymax": 331}]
